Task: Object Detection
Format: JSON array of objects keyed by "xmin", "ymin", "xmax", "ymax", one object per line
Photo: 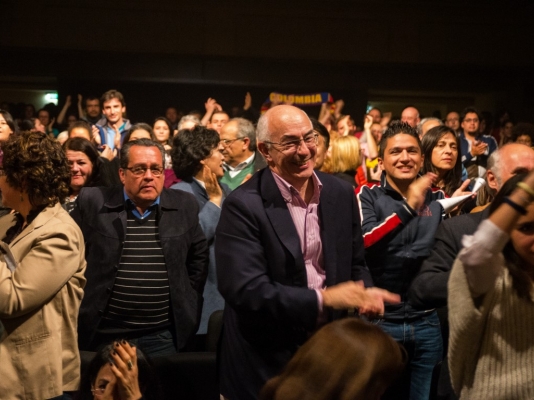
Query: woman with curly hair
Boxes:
[
  {"xmin": 0, "ymin": 131, "xmax": 87, "ymax": 399},
  {"xmin": 170, "ymin": 125, "xmax": 230, "ymax": 335}
]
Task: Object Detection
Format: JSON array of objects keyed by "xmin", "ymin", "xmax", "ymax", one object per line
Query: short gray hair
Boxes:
[
  {"xmin": 416, "ymin": 117, "xmax": 442, "ymax": 137},
  {"xmin": 256, "ymin": 112, "xmax": 270, "ymax": 145},
  {"xmin": 177, "ymin": 115, "xmax": 200, "ymax": 130},
  {"xmin": 487, "ymin": 147, "xmax": 502, "ymax": 185},
  {"xmin": 232, "ymin": 118, "xmax": 257, "ymax": 151}
]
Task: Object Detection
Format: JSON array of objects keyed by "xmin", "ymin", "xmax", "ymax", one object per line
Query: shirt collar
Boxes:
[
  {"xmin": 123, "ymin": 188, "xmax": 160, "ymax": 219},
  {"xmin": 224, "ymin": 152, "xmax": 255, "ymax": 172},
  {"xmin": 272, "ymin": 171, "xmax": 323, "ymax": 204}
]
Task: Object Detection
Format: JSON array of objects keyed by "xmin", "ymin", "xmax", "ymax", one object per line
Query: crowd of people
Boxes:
[{"xmin": 0, "ymin": 89, "xmax": 534, "ymax": 400}]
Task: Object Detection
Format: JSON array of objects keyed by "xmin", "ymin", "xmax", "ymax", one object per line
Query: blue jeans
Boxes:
[
  {"xmin": 374, "ymin": 311, "xmax": 442, "ymax": 400},
  {"xmin": 130, "ymin": 329, "xmax": 177, "ymax": 358}
]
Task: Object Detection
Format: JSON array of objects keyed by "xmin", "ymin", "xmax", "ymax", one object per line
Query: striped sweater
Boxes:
[{"xmin": 448, "ymin": 220, "xmax": 534, "ymax": 399}]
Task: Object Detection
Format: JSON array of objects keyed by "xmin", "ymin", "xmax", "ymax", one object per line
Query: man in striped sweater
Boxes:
[{"xmin": 73, "ymin": 139, "xmax": 209, "ymax": 357}]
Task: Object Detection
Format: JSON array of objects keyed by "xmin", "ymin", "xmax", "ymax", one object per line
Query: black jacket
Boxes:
[{"xmin": 72, "ymin": 186, "xmax": 209, "ymax": 350}]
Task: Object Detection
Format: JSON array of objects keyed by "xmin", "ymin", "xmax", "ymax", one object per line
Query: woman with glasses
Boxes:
[
  {"xmin": 170, "ymin": 125, "xmax": 230, "ymax": 335},
  {"xmin": 0, "ymin": 131, "xmax": 86, "ymax": 399}
]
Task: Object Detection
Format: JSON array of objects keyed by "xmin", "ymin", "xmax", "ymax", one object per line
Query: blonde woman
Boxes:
[{"xmin": 329, "ymin": 135, "xmax": 362, "ymax": 188}]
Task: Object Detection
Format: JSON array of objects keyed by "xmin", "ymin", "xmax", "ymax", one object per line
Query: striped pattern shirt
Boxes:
[
  {"xmin": 101, "ymin": 209, "xmax": 170, "ymax": 331},
  {"xmin": 272, "ymin": 171, "xmax": 325, "ymax": 291}
]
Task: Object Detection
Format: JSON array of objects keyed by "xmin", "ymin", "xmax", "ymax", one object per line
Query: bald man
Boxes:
[
  {"xmin": 401, "ymin": 106, "xmax": 421, "ymax": 128},
  {"xmin": 216, "ymin": 105, "xmax": 398, "ymax": 399}
]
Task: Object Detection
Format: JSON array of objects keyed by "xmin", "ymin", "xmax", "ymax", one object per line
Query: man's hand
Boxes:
[
  {"xmin": 205, "ymin": 97, "xmax": 218, "ymax": 114},
  {"xmin": 65, "ymin": 95, "xmax": 72, "ymax": 107},
  {"xmin": 92, "ymin": 125, "xmax": 101, "ymax": 145},
  {"xmin": 100, "ymin": 144, "xmax": 116, "ymax": 161},
  {"xmin": 113, "ymin": 126, "xmax": 121, "ymax": 150},
  {"xmin": 380, "ymin": 111, "xmax": 392, "ymax": 127},
  {"xmin": 451, "ymin": 179, "xmax": 473, "ymax": 198},
  {"xmin": 334, "ymin": 99, "xmax": 344, "ymax": 118},
  {"xmin": 240, "ymin": 173, "xmax": 252, "ymax": 185},
  {"xmin": 77, "ymin": 94, "xmax": 83, "ymax": 106},
  {"xmin": 244, "ymin": 92, "xmax": 252, "ymax": 111},
  {"xmin": 364, "ymin": 114, "xmax": 373, "ymax": 132},
  {"xmin": 405, "ymin": 173, "xmax": 437, "ymax": 211},
  {"xmin": 470, "ymin": 140, "xmax": 488, "ymax": 157},
  {"xmin": 322, "ymin": 281, "xmax": 400, "ymax": 314},
  {"xmin": 48, "ymin": 117, "xmax": 56, "ymax": 131}
]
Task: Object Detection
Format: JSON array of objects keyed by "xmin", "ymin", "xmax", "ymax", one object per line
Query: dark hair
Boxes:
[
  {"xmin": 489, "ymin": 173, "xmax": 533, "ymax": 300},
  {"xmin": 378, "ymin": 121, "xmax": 421, "ymax": 159},
  {"xmin": 100, "ymin": 89, "xmax": 125, "ymax": 107},
  {"xmin": 511, "ymin": 123, "xmax": 534, "ymax": 144},
  {"xmin": 310, "ymin": 117, "xmax": 330, "ymax": 151},
  {"xmin": 37, "ymin": 108, "xmax": 50, "ymax": 118},
  {"xmin": 260, "ymin": 318, "xmax": 406, "ymax": 400},
  {"xmin": 19, "ymin": 119, "xmax": 37, "ymax": 131},
  {"xmin": 460, "ymin": 107, "xmax": 481, "ymax": 123},
  {"xmin": 76, "ymin": 342, "xmax": 161, "ymax": 400},
  {"xmin": 421, "ymin": 126, "xmax": 462, "ymax": 196},
  {"xmin": 153, "ymin": 117, "xmax": 173, "ymax": 144},
  {"xmin": 85, "ymin": 96, "xmax": 99, "ymax": 104},
  {"xmin": 2, "ymin": 131, "xmax": 70, "ymax": 206},
  {"xmin": 0, "ymin": 109, "xmax": 17, "ymax": 134},
  {"xmin": 123, "ymin": 123, "xmax": 157, "ymax": 143},
  {"xmin": 68, "ymin": 121, "xmax": 91, "ymax": 138},
  {"xmin": 370, "ymin": 107, "xmax": 382, "ymax": 118},
  {"xmin": 210, "ymin": 110, "xmax": 229, "ymax": 123},
  {"xmin": 120, "ymin": 139, "xmax": 166, "ymax": 169},
  {"xmin": 63, "ymin": 137, "xmax": 104, "ymax": 191},
  {"xmin": 171, "ymin": 125, "xmax": 220, "ymax": 179}
]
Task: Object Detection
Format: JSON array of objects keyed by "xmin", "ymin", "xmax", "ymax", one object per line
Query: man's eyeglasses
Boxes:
[
  {"xmin": 264, "ymin": 134, "xmax": 318, "ymax": 152},
  {"xmin": 463, "ymin": 118, "xmax": 479, "ymax": 123},
  {"xmin": 220, "ymin": 137, "xmax": 245, "ymax": 147},
  {"xmin": 124, "ymin": 165, "xmax": 164, "ymax": 176}
]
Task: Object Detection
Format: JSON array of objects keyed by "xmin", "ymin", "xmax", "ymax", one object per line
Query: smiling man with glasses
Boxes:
[
  {"xmin": 219, "ymin": 117, "xmax": 267, "ymax": 190},
  {"xmin": 72, "ymin": 138, "xmax": 208, "ymax": 358},
  {"xmin": 216, "ymin": 105, "xmax": 399, "ymax": 400}
]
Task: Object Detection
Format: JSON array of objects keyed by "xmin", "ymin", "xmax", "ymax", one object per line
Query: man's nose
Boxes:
[
  {"xmin": 296, "ymin": 139, "xmax": 311, "ymax": 155},
  {"xmin": 400, "ymin": 149, "xmax": 410, "ymax": 161}
]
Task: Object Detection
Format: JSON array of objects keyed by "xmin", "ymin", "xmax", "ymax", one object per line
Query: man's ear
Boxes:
[
  {"xmin": 258, "ymin": 142, "xmax": 272, "ymax": 162},
  {"xmin": 377, "ymin": 157, "xmax": 383, "ymax": 170},
  {"xmin": 119, "ymin": 168, "xmax": 126, "ymax": 185},
  {"xmin": 241, "ymin": 137, "xmax": 250, "ymax": 151},
  {"xmin": 487, "ymin": 169, "xmax": 498, "ymax": 191}
]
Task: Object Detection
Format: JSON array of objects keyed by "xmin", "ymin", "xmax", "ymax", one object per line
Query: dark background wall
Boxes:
[{"xmin": 2, "ymin": 0, "xmax": 534, "ymax": 123}]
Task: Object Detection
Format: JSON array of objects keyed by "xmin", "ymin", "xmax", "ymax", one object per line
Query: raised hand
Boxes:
[
  {"xmin": 405, "ymin": 173, "xmax": 437, "ymax": 211},
  {"xmin": 109, "ymin": 341, "xmax": 143, "ymax": 400}
]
